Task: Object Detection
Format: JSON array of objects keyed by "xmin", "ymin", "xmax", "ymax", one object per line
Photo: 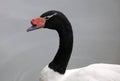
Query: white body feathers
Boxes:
[{"xmin": 40, "ymin": 63, "xmax": 120, "ymax": 81}]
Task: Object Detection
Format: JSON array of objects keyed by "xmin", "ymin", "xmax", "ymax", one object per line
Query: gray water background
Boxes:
[{"xmin": 0, "ymin": 0, "xmax": 120, "ymax": 81}]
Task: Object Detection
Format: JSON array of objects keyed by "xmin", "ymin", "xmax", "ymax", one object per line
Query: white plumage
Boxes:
[{"xmin": 40, "ymin": 63, "xmax": 120, "ymax": 81}]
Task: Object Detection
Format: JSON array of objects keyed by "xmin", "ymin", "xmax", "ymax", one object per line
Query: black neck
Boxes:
[{"xmin": 49, "ymin": 24, "xmax": 73, "ymax": 74}]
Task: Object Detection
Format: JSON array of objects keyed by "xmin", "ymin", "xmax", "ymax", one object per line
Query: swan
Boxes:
[{"xmin": 27, "ymin": 10, "xmax": 120, "ymax": 81}]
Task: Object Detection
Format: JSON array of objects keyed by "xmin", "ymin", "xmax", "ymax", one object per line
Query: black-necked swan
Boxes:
[{"xmin": 26, "ymin": 10, "xmax": 120, "ymax": 81}]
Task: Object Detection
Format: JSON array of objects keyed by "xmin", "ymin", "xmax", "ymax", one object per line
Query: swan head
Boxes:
[{"xmin": 26, "ymin": 12, "xmax": 59, "ymax": 32}]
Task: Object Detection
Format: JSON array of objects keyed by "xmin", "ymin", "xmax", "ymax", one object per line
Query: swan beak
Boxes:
[{"xmin": 26, "ymin": 26, "xmax": 37, "ymax": 32}]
